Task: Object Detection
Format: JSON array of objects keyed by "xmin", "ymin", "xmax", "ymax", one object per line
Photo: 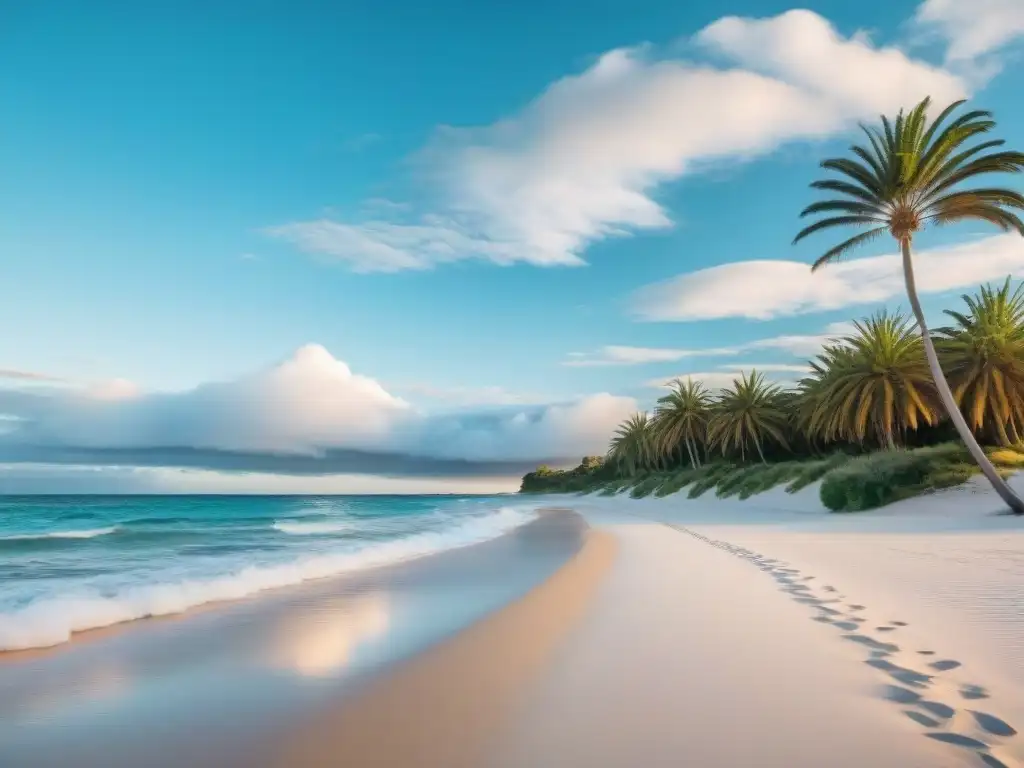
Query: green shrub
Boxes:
[
  {"xmin": 735, "ymin": 462, "xmax": 802, "ymax": 499},
  {"xmin": 654, "ymin": 467, "xmax": 699, "ymax": 497},
  {"xmin": 630, "ymin": 473, "xmax": 667, "ymax": 498},
  {"xmin": 819, "ymin": 443, "xmax": 979, "ymax": 512},
  {"xmin": 687, "ymin": 463, "xmax": 735, "ymax": 498},
  {"xmin": 715, "ymin": 464, "xmax": 771, "ymax": 498},
  {"xmin": 786, "ymin": 453, "xmax": 849, "ymax": 494}
]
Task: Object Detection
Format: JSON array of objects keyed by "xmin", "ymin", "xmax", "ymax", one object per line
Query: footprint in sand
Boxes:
[
  {"xmin": 960, "ymin": 684, "xmax": 990, "ymax": 701},
  {"xmin": 919, "ymin": 701, "xmax": 955, "ymax": 720},
  {"xmin": 904, "ymin": 710, "xmax": 941, "ymax": 728},
  {"xmin": 672, "ymin": 527, "xmax": 1018, "ymax": 767},
  {"xmin": 970, "ymin": 711, "xmax": 1018, "ymax": 737},
  {"xmin": 842, "ymin": 634, "xmax": 900, "ymax": 654},
  {"xmin": 882, "ymin": 685, "xmax": 921, "ymax": 704},
  {"xmin": 926, "ymin": 732, "xmax": 990, "ymax": 750},
  {"xmin": 866, "ymin": 658, "xmax": 932, "ymax": 688},
  {"xmin": 980, "ymin": 755, "xmax": 1012, "ymax": 768}
]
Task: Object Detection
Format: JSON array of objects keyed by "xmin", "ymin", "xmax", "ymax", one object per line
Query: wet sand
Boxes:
[{"xmin": 266, "ymin": 517, "xmax": 617, "ymax": 767}]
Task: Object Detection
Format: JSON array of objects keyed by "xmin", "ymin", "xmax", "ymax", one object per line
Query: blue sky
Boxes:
[{"xmin": 1, "ymin": 0, "xmax": 1023, "ymax": 492}]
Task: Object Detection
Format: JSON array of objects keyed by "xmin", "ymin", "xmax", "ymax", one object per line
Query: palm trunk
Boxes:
[
  {"xmin": 687, "ymin": 436, "xmax": 701, "ymax": 469},
  {"xmin": 901, "ymin": 240, "xmax": 1024, "ymax": 515},
  {"xmin": 754, "ymin": 437, "xmax": 767, "ymax": 465},
  {"xmin": 682, "ymin": 437, "xmax": 695, "ymax": 470}
]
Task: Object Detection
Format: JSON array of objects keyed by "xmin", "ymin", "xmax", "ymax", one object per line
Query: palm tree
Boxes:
[
  {"xmin": 797, "ymin": 343, "xmax": 856, "ymax": 446},
  {"xmin": 795, "ymin": 97, "xmax": 1024, "ymax": 513},
  {"xmin": 798, "ymin": 312, "xmax": 939, "ymax": 448},
  {"xmin": 651, "ymin": 378, "xmax": 711, "ymax": 469},
  {"xmin": 608, "ymin": 412, "xmax": 655, "ymax": 476},
  {"xmin": 937, "ymin": 279, "xmax": 1024, "ymax": 446},
  {"xmin": 707, "ymin": 371, "xmax": 790, "ymax": 463}
]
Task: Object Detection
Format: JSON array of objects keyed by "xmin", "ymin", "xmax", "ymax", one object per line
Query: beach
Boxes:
[{"xmin": 2, "ymin": 488, "xmax": 1023, "ymax": 767}]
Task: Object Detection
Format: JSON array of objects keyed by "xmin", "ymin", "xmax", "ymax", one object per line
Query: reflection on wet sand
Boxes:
[{"xmin": 275, "ymin": 592, "xmax": 391, "ymax": 678}]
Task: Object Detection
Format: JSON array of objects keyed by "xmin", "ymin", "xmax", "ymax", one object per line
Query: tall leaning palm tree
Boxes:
[
  {"xmin": 652, "ymin": 378, "xmax": 712, "ymax": 469},
  {"xmin": 937, "ymin": 279, "xmax": 1024, "ymax": 446},
  {"xmin": 795, "ymin": 97, "xmax": 1024, "ymax": 514}
]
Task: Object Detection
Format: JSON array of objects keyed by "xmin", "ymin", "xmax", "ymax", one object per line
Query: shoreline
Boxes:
[
  {"xmin": 0, "ymin": 502, "xmax": 546, "ymax": 657},
  {"xmin": 0, "ymin": 508, "xmax": 602, "ymax": 767}
]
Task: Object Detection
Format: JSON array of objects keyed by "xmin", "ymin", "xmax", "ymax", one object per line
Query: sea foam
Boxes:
[
  {"xmin": 272, "ymin": 520, "xmax": 354, "ymax": 535},
  {"xmin": 0, "ymin": 505, "xmax": 536, "ymax": 651},
  {"xmin": 0, "ymin": 526, "xmax": 117, "ymax": 541}
]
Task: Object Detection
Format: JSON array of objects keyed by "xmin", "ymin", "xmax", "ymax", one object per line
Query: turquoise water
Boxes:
[{"xmin": 0, "ymin": 494, "xmax": 539, "ymax": 651}]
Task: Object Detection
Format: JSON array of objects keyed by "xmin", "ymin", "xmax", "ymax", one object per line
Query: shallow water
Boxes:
[{"xmin": 0, "ymin": 494, "xmax": 540, "ymax": 651}]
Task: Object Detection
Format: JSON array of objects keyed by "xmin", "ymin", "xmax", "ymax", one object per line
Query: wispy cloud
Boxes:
[
  {"xmin": 631, "ymin": 234, "xmax": 1024, "ymax": 322},
  {"xmin": 645, "ymin": 363, "xmax": 811, "ymax": 390},
  {"xmin": 270, "ymin": 8, "xmax": 968, "ymax": 273},
  {"xmin": 563, "ymin": 345, "xmax": 734, "ymax": 367},
  {"xmin": 0, "ymin": 369, "xmax": 66, "ymax": 383},
  {"xmin": 564, "ymin": 323, "xmax": 856, "ymax": 367}
]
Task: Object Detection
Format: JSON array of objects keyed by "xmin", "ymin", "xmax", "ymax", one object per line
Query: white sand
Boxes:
[{"xmin": 494, "ymin": 478, "xmax": 1023, "ymax": 767}]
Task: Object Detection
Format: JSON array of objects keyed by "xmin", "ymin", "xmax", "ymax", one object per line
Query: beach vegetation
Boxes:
[
  {"xmin": 795, "ymin": 97, "xmax": 1024, "ymax": 513},
  {"xmin": 707, "ymin": 372, "xmax": 790, "ymax": 463},
  {"xmin": 651, "ymin": 379, "xmax": 712, "ymax": 469}
]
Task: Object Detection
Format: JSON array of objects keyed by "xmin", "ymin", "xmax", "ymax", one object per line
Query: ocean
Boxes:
[{"xmin": 0, "ymin": 494, "xmax": 542, "ymax": 652}]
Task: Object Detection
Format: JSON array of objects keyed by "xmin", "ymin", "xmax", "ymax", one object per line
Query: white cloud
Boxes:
[
  {"xmin": 389, "ymin": 381, "xmax": 551, "ymax": 407},
  {"xmin": 646, "ymin": 363, "xmax": 811, "ymax": 390},
  {"xmin": 564, "ymin": 323, "xmax": 855, "ymax": 366},
  {"xmin": 266, "ymin": 218, "xmax": 533, "ymax": 273},
  {"xmin": 562, "ymin": 345, "xmax": 734, "ymax": 367},
  {"xmin": 915, "ymin": 0, "xmax": 1024, "ymax": 62},
  {"xmin": 631, "ymin": 234, "xmax": 1024, "ymax": 321},
  {"xmin": 1, "ymin": 345, "xmax": 636, "ymax": 468},
  {"xmin": 271, "ymin": 9, "xmax": 967, "ymax": 272}
]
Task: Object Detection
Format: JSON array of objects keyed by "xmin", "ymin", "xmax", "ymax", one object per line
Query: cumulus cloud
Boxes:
[
  {"xmin": 915, "ymin": 0, "xmax": 1024, "ymax": 62},
  {"xmin": 270, "ymin": 8, "xmax": 967, "ymax": 272},
  {"xmin": 631, "ymin": 234, "xmax": 1024, "ymax": 321},
  {"xmin": 0, "ymin": 345, "xmax": 636, "ymax": 474}
]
